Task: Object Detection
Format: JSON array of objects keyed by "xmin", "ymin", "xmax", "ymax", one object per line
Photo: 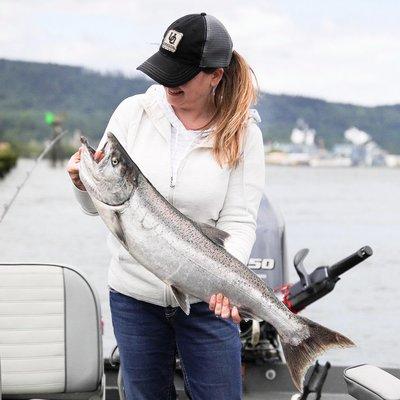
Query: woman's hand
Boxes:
[
  {"xmin": 209, "ymin": 293, "xmax": 242, "ymax": 324},
  {"xmin": 67, "ymin": 146, "xmax": 86, "ymax": 191}
]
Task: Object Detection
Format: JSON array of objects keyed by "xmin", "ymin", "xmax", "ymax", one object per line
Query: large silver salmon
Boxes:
[{"xmin": 79, "ymin": 132, "xmax": 354, "ymax": 391}]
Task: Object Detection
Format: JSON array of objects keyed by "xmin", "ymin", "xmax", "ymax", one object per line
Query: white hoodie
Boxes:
[{"xmin": 73, "ymin": 84, "xmax": 265, "ymax": 307}]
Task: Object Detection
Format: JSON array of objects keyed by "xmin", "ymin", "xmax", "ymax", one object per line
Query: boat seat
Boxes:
[
  {"xmin": 0, "ymin": 263, "xmax": 104, "ymax": 399},
  {"xmin": 344, "ymin": 364, "xmax": 400, "ymax": 400}
]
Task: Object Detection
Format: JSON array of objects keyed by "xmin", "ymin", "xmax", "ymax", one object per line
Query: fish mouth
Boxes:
[
  {"xmin": 81, "ymin": 132, "xmax": 131, "ymax": 164},
  {"xmin": 79, "ymin": 133, "xmax": 135, "ymax": 207},
  {"xmin": 80, "ymin": 136, "xmax": 95, "ymax": 155},
  {"xmin": 79, "ymin": 136, "xmax": 107, "ymax": 201},
  {"xmin": 80, "ymin": 136, "xmax": 106, "ymax": 163}
]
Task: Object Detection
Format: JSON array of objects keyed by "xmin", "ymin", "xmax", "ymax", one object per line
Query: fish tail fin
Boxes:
[{"xmin": 280, "ymin": 316, "xmax": 355, "ymax": 392}]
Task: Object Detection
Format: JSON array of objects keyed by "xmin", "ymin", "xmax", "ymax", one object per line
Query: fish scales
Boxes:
[{"xmin": 138, "ymin": 175, "xmax": 292, "ymax": 330}]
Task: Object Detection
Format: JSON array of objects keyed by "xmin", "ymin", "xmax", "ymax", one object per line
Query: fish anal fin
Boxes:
[
  {"xmin": 196, "ymin": 222, "xmax": 230, "ymax": 247},
  {"xmin": 171, "ymin": 286, "xmax": 191, "ymax": 315}
]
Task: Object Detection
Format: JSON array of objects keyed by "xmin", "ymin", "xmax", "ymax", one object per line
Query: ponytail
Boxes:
[{"xmin": 206, "ymin": 50, "xmax": 258, "ymax": 168}]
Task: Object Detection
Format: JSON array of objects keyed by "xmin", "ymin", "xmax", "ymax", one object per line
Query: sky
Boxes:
[{"xmin": 1, "ymin": 0, "xmax": 399, "ymax": 106}]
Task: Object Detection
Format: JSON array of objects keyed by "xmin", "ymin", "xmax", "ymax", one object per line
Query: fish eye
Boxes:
[{"xmin": 111, "ymin": 157, "xmax": 119, "ymax": 166}]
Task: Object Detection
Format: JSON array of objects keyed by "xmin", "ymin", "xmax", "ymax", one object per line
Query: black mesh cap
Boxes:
[{"xmin": 137, "ymin": 13, "xmax": 233, "ymax": 87}]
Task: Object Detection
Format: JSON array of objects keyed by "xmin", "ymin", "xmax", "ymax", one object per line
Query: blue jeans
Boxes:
[{"xmin": 109, "ymin": 288, "xmax": 242, "ymax": 400}]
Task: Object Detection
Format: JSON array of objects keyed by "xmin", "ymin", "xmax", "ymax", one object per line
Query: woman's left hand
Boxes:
[{"xmin": 209, "ymin": 293, "xmax": 242, "ymax": 324}]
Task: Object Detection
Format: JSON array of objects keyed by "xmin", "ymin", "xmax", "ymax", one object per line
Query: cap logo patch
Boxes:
[{"xmin": 161, "ymin": 29, "xmax": 183, "ymax": 53}]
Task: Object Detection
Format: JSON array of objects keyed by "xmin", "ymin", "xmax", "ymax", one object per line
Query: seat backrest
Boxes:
[
  {"xmin": 344, "ymin": 364, "xmax": 400, "ymax": 400},
  {"xmin": 0, "ymin": 263, "xmax": 103, "ymax": 395}
]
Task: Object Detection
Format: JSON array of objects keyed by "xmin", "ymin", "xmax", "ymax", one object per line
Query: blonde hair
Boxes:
[{"xmin": 205, "ymin": 50, "xmax": 258, "ymax": 168}]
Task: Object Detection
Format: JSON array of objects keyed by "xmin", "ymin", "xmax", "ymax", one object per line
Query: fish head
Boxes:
[{"xmin": 79, "ymin": 132, "xmax": 140, "ymax": 206}]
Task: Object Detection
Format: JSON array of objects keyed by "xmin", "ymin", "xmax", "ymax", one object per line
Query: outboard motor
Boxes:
[
  {"xmin": 241, "ymin": 193, "xmax": 289, "ymax": 362},
  {"xmin": 241, "ymin": 192, "xmax": 372, "ymax": 368},
  {"xmin": 247, "ymin": 193, "xmax": 288, "ymax": 289}
]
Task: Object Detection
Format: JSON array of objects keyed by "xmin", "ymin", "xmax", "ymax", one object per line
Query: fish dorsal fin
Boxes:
[
  {"xmin": 171, "ymin": 286, "xmax": 190, "ymax": 315},
  {"xmin": 196, "ymin": 222, "xmax": 230, "ymax": 248}
]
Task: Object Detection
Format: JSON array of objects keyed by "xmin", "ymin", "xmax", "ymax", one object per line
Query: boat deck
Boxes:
[{"xmin": 104, "ymin": 361, "xmax": 400, "ymax": 399}]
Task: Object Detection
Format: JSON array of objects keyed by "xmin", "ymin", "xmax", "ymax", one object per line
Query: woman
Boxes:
[{"xmin": 67, "ymin": 13, "xmax": 265, "ymax": 400}]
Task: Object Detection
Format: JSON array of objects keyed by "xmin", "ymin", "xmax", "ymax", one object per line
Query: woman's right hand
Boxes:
[
  {"xmin": 209, "ymin": 293, "xmax": 242, "ymax": 324},
  {"xmin": 67, "ymin": 146, "xmax": 86, "ymax": 191}
]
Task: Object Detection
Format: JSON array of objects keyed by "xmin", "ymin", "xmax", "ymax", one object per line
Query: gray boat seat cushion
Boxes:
[
  {"xmin": 344, "ymin": 364, "xmax": 400, "ymax": 400},
  {"xmin": 0, "ymin": 264, "xmax": 103, "ymax": 395}
]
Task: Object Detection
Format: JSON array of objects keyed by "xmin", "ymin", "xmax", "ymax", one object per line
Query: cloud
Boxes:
[{"xmin": 1, "ymin": 0, "xmax": 399, "ymax": 105}]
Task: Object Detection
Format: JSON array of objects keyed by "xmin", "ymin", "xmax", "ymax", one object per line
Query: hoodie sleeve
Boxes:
[
  {"xmin": 215, "ymin": 121, "xmax": 265, "ymax": 265},
  {"xmin": 72, "ymin": 185, "xmax": 98, "ymax": 215},
  {"xmin": 72, "ymin": 96, "xmax": 137, "ymax": 216}
]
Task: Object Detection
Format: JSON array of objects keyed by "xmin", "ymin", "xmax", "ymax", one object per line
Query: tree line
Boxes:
[{"xmin": 1, "ymin": 59, "xmax": 399, "ymax": 153}]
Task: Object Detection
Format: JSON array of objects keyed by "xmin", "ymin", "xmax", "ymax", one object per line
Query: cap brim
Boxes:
[{"xmin": 137, "ymin": 51, "xmax": 201, "ymax": 87}]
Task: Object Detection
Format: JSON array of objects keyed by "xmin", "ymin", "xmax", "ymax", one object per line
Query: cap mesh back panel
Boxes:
[{"xmin": 201, "ymin": 15, "xmax": 233, "ymax": 68}]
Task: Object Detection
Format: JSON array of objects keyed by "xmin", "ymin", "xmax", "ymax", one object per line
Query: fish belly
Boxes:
[{"xmin": 96, "ymin": 192, "xmax": 304, "ymax": 340}]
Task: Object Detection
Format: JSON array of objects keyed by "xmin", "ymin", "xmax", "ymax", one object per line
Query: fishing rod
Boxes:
[{"xmin": 0, "ymin": 128, "xmax": 69, "ymax": 224}]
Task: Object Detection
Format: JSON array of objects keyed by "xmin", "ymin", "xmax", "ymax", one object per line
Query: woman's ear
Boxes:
[{"xmin": 210, "ymin": 68, "xmax": 224, "ymax": 87}]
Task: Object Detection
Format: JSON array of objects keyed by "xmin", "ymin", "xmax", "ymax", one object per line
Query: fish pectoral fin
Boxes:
[
  {"xmin": 111, "ymin": 211, "xmax": 128, "ymax": 248},
  {"xmin": 170, "ymin": 286, "xmax": 191, "ymax": 315},
  {"xmin": 195, "ymin": 222, "xmax": 230, "ymax": 248}
]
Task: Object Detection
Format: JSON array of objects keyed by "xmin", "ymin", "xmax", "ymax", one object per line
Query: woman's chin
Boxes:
[{"xmin": 166, "ymin": 94, "xmax": 185, "ymax": 107}]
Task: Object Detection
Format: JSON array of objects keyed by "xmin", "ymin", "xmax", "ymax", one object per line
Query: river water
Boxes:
[{"xmin": 0, "ymin": 160, "xmax": 399, "ymax": 368}]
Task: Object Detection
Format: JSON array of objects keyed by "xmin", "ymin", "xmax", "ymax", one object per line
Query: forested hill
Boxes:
[{"xmin": 1, "ymin": 58, "xmax": 399, "ymax": 152}]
